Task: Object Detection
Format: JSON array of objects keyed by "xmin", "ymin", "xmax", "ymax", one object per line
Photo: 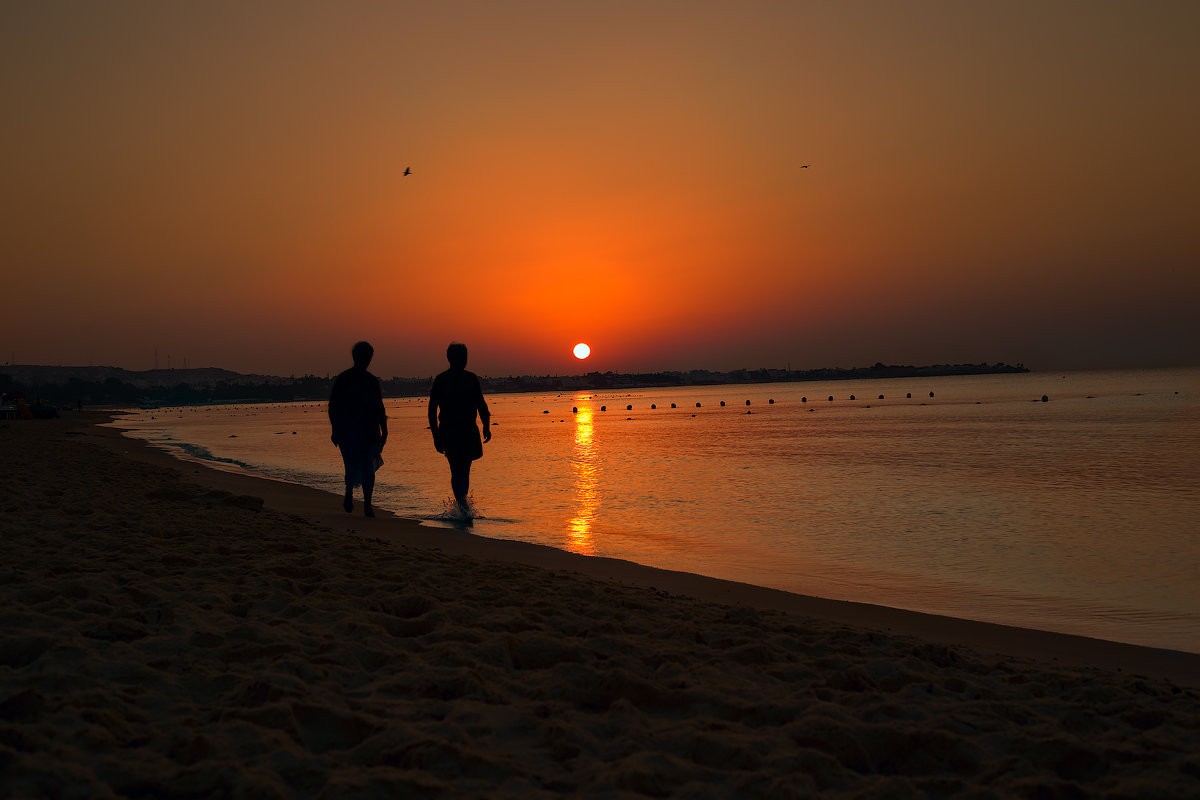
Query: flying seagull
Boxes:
[{"xmin": 404, "ymin": 167, "xmax": 411, "ymax": 176}]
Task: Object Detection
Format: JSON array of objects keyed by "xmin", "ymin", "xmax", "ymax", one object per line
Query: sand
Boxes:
[{"xmin": 2, "ymin": 412, "xmax": 1199, "ymax": 798}]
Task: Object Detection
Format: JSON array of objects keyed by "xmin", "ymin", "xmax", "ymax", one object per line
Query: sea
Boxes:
[{"xmin": 110, "ymin": 368, "xmax": 1200, "ymax": 654}]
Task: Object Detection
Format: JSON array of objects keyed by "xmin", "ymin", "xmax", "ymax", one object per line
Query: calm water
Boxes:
[{"xmin": 111, "ymin": 369, "xmax": 1200, "ymax": 653}]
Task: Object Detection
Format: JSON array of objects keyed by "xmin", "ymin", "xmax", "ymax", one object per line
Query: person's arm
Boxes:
[
  {"xmin": 328, "ymin": 378, "xmax": 340, "ymax": 446},
  {"xmin": 374, "ymin": 379, "xmax": 388, "ymax": 449},
  {"xmin": 476, "ymin": 376, "xmax": 492, "ymax": 444},
  {"xmin": 428, "ymin": 383, "xmax": 443, "ymax": 452}
]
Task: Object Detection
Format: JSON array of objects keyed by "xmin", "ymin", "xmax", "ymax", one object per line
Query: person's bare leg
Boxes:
[
  {"xmin": 450, "ymin": 458, "xmax": 472, "ymax": 513},
  {"xmin": 340, "ymin": 450, "xmax": 354, "ymax": 512},
  {"xmin": 362, "ymin": 469, "xmax": 375, "ymax": 517}
]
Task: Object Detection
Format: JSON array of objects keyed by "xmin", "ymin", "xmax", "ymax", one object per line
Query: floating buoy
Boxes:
[
  {"xmin": 696, "ymin": 402, "xmax": 702, "ymax": 407},
  {"xmin": 929, "ymin": 391, "xmax": 935, "ymax": 397},
  {"xmin": 542, "ymin": 410, "xmax": 549, "ymax": 414},
  {"xmin": 720, "ymin": 401, "xmax": 726, "ymax": 406},
  {"xmin": 626, "ymin": 404, "xmax": 632, "ymax": 410},
  {"xmin": 601, "ymin": 405, "xmax": 607, "ymax": 411},
  {"xmin": 878, "ymin": 395, "xmax": 884, "ymax": 400},
  {"xmin": 671, "ymin": 403, "xmax": 677, "ymax": 408},
  {"xmin": 572, "ymin": 407, "xmax": 578, "ymax": 413},
  {"xmin": 828, "ymin": 396, "xmax": 833, "ymax": 402},
  {"xmin": 745, "ymin": 400, "xmax": 751, "ymax": 405},
  {"xmin": 906, "ymin": 393, "xmax": 912, "ymax": 398},
  {"xmin": 849, "ymin": 395, "xmax": 855, "ymax": 401},
  {"xmin": 746, "ymin": 410, "xmax": 752, "ymax": 414},
  {"xmin": 769, "ymin": 398, "xmax": 774, "ymax": 404},
  {"xmin": 801, "ymin": 397, "xmax": 807, "ymax": 403},
  {"xmin": 651, "ymin": 404, "xmax": 656, "ymax": 409},
  {"xmin": 1041, "ymin": 395, "xmax": 1049, "ymax": 402}
]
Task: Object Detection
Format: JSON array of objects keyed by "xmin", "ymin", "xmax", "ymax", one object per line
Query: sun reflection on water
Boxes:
[{"xmin": 567, "ymin": 397, "xmax": 599, "ymax": 554}]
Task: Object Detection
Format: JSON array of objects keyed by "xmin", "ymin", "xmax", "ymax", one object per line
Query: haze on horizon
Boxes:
[{"xmin": 3, "ymin": 1, "xmax": 1198, "ymax": 380}]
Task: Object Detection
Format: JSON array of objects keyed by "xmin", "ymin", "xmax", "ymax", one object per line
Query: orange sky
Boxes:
[{"xmin": 3, "ymin": 1, "xmax": 1198, "ymax": 378}]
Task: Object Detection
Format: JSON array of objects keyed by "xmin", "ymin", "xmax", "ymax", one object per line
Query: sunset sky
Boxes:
[{"xmin": 4, "ymin": 1, "xmax": 1198, "ymax": 379}]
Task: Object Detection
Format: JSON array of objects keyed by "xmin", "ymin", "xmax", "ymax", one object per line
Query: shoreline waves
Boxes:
[{"xmin": 2, "ymin": 411, "xmax": 1199, "ymax": 797}]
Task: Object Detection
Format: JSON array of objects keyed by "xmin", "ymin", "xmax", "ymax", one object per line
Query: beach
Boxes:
[
  {"xmin": 113, "ymin": 372, "xmax": 1200, "ymax": 655},
  {"xmin": 3, "ymin": 412, "xmax": 1199, "ymax": 798}
]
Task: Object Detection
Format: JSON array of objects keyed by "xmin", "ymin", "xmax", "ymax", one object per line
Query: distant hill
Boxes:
[
  {"xmin": 1, "ymin": 365, "xmax": 285, "ymax": 389},
  {"xmin": 0, "ymin": 365, "xmax": 307, "ymax": 406},
  {"xmin": 2, "ymin": 361, "xmax": 1028, "ymax": 407}
]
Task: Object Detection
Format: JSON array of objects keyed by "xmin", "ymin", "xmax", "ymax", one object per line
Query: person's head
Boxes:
[
  {"xmin": 446, "ymin": 342, "xmax": 468, "ymax": 369},
  {"xmin": 351, "ymin": 341, "xmax": 374, "ymax": 368}
]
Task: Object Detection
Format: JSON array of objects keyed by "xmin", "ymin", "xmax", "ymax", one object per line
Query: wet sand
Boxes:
[{"xmin": 2, "ymin": 411, "xmax": 1198, "ymax": 797}]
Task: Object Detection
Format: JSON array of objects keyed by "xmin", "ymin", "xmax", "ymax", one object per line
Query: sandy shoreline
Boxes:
[
  {"xmin": 97, "ymin": 411, "xmax": 1200, "ymax": 685},
  {"xmin": 3, "ymin": 411, "xmax": 1199, "ymax": 797}
]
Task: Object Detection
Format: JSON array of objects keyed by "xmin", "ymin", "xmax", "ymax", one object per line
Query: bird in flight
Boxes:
[{"xmin": 404, "ymin": 167, "xmax": 411, "ymax": 176}]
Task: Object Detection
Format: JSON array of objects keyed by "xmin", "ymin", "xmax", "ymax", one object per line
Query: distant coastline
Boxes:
[{"xmin": 2, "ymin": 361, "xmax": 1028, "ymax": 407}]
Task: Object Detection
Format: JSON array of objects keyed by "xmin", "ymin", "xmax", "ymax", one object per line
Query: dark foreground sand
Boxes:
[{"xmin": 2, "ymin": 412, "xmax": 1198, "ymax": 798}]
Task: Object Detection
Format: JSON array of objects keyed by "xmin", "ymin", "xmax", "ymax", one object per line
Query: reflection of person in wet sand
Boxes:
[
  {"xmin": 428, "ymin": 342, "xmax": 491, "ymax": 515},
  {"xmin": 329, "ymin": 341, "xmax": 388, "ymax": 517}
]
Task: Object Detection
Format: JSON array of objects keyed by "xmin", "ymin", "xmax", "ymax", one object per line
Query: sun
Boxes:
[{"xmin": 573, "ymin": 342, "xmax": 591, "ymax": 360}]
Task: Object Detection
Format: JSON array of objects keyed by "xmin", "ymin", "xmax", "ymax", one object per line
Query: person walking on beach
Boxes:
[
  {"xmin": 329, "ymin": 341, "xmax": 388, "ymax": 517},
  {"xmin": 428, "ymin": 342, "xmax": 491, "ymax": 516}
]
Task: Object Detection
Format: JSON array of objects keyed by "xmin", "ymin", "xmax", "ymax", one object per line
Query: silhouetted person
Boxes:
[
  {"xmin": 429, "ymin": 342, "xmax": 491, "ymax": 515},
  {"xmin": 329, "ymin": 341, "xmax": 388, "ymax": 517}
]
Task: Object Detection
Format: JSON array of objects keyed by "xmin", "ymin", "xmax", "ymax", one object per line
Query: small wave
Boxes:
[
  {"xmin": 437, "ymin": 496, "xmax": 482, "ymax": 522},
  {"xmin": 410, "ymin": 497, "xmax": 520, "ymax": 527},
  {"xmin": 160, "ymin": 441, "xmax": 255, "ymax": 471}
]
